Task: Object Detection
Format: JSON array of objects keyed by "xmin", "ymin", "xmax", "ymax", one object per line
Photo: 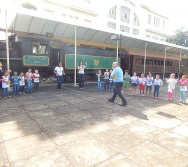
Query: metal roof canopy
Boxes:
[{"xmin": 8, "ymin": 13, "xmax": 188, "ymax": 57}]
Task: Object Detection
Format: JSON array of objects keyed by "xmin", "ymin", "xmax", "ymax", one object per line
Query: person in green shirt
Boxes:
[{"xmin": 123, "ymin": 70, "xmax": 131, "ymax": 94}]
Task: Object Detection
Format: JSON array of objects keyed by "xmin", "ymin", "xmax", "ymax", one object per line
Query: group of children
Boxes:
[
  {"xmin": 1, "ymin": 67, "xmax": 188, "ymax": 103},
  {"xmin": 95, "ymin": 69, "xmax": 188, "ymax": 103},
  {"xmin": 123, "ymin": 71, "xmax": 188, "ymax": 103},
  {"xmin": 0, "ymin": 69, "xmax": 40, "ymax": 98},
  {"xmin": 96, "ymin": 69, "xmax": 114, "ymax": 91}
]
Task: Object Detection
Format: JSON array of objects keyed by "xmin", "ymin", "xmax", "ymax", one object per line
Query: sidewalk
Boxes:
[{"xmin": 0, "ymin": 83, "xmax": 188, "ymax": 167}]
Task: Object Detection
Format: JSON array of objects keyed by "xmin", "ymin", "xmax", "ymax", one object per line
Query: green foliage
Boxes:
[
  {"xmin": 167, "ymin": 29, "xmax": 188, "ymax": 47},
  {"xmin": 22, "ymin": 3, "xmax": 37, "ymax": 10}
]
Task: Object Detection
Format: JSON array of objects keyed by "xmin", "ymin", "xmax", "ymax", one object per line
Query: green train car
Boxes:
[{"xmin": 0, "ymin": 34, "xmax": 118, "ymax": 82}]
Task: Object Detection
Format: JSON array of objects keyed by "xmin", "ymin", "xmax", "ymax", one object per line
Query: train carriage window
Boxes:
[
  {"xmin": 172, "ymin": 62, "xmax": 175, "ymax": 67},
  {"xmin": 141, "ymin": 58, "xmax": 144, "ymax": 65},
  {"xmin": 154, "ymin": 60, "xmax": 158, "ymax": 66},
  {"xmin": 32, "ymin": 44, "xmax": 38, "ymax": 53},
  {"xmin": 146, "ymin": 59, "xmax": 149, "ymax": 65},
  {"xmin": 175, "ymin": 62, "xmax": 178, "ymax": 67},
  {"xmin": 32, "ymin": 43, "xmax": 48, "ymax": 55},
  {"xmin": 149, "ymin": 59, "xmax": 153, "ymax": 65},
  {"xmin": 161, "ymin": 60, "xmax": 163, "ymax": 66},
  {"xmin": 158, "ymin": 60, "xmax": 161, "ymax": 66},
  {"xmin": 135, "ymin": 58, "xmax": 141, "ymax": 65},
  {"xmin": 165, "ymin": 61, "xmax": 169, "ymax": 66},
  {"xmin": 167, "ymin": 61, "xmax": 170, "ymax": 66},
  {"xmin": 169, "ymin": 61, "xmax": 173, "ymax": 67},
  {"xmin": 0, "ymin": 49, "xmax": 6, "ymax": 58}
]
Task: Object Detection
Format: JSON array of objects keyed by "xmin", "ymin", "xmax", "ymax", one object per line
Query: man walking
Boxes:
[{"xmin": 108, "ymin": 62, "xmax": 127, "ymax": 106}]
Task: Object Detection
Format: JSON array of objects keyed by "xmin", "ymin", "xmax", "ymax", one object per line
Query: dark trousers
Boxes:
[
  {"xmin": 19, "ymin": 86, "xmax": 24, "ymax": 93},
  {"xmin": 111, "ymin": 82, "xmax": 127, "ymax": 104},
  {"xmin": 56, "ymin": 76, "xmax": 63, "ymax": 90},
  {"xmin": 154, "ymin": 85, "xmax": 160, "ymax": 97},
  {"xmin": 78, "ymin": 74, "xmax": 84, "ymax": 88},
  {"xmin": 104, "ymin": 79, "xmax": 109, "ymax": 90},
  {"xmin": 34, "ymin": 82, "xmax": 39, "ymax": 92}
]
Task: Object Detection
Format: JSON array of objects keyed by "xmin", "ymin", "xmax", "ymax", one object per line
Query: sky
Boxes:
[{"xmin": 144, "ymin": 0, "xmax": 188, "ymax": 34}]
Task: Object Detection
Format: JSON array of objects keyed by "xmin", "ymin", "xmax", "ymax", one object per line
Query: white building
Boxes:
[{"xmin": 1, "ymin": 0, "xmax": 169, "ymax": 41}]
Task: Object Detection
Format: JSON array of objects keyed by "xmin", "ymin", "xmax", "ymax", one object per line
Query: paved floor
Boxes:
[{"xmin": 0, "ymin": 82, "xmax": 188, "ymax": 167}]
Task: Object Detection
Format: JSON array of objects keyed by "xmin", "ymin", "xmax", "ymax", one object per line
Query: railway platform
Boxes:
[{"xmin": 0, "ymin": 83, "xmax": 188, "ymax": 167}]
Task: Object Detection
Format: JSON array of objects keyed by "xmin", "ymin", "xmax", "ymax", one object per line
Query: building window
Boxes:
[
  {"xmin": 85, "ymin": 0, "xmax": 91, "ymax": 4},
  {"xmin": 157, "ymin": 18, "xmax": 160, "ymax": 27},
  {"xmin": 22, "ymin": 3, "xmax": 37, "ymax": 10},
  {"xmin": 162, "ymin": 20, "xmax": 165, "ymax": 29},
  {"xmin": 110, "ymin": 9, "xmax": 114, "ymax": 14},
  {"xmin": 148, "ymin": 14, "xmax": 151, "ymax": 24},
  {"xmin": 68, "ymin": 15, "xmax": 73, "ymax": 19},
  {"xmin": 62, "ymin": 13, "xmax": 66, "ymax": 17},
  {"xmin": 133, "ymin": 29, "xmax": 139, "ymax": 35},
  {"xmin": 153, "ymin": 17, "xmax": 156, "ymax": 26},
  {"xmin": 44, "ymin": 9, "xmax": 54, "ymax": 15},
  {"xmin": 108, "ymin": 22, "xmax": 116, "ymax": 30},
  {"xmin": 108, "ymin": 6, "xmax": 116, "ymax": 19},
  {"xmin": 85, "ymin": 19, "xmax": 91, "ymax": 23},
  {"xmin": 154, "ymin": 17, "xmax": 160, "ymax": 27},
  {"xmin": 120, "ymin": 25, "xmax": 129, "ymax": 33},
  {"xmin": 120, "ymin": 6, "xmax": 130, "ymax": 23},
  {"xmin": 133, "ymin": 13, "xmax": 139, "ymax": 26}
]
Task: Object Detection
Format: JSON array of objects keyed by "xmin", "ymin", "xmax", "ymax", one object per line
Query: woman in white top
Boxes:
[
  {"xmin": 54, "ymin": 62, "xmax": 65, "ymax": 91},
  {"xmin": 78, "ymin": 61, "xmax": 86, "ymax": 89}
]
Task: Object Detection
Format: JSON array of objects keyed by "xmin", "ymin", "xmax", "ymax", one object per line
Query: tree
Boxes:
[{"xmin": 167, "ymin": 29, "xmax": 188, "ymax": 47}]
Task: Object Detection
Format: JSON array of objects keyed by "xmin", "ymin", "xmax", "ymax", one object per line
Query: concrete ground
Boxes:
[{"xmin": 0, "ymin": 82, "xmax": 188, "ymax": 167}]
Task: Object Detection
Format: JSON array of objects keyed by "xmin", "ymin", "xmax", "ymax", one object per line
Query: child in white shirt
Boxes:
[
  {"xmin": 2, "ymin": 71, "xmax": 11, "ymax": 98},
  {"xmin": 138, "ymin": 73, "xmax": 146, "ymax": 96},
  {"xmin": 153, "ymin": 74, "xmax": 163, "ymax": 99},
  {"xmin": 131, "ymin": 72, "xmax": 138, "ymax": 95}
]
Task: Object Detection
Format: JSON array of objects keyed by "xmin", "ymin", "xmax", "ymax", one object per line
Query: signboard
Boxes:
[
  {"xmin": 23, "ymin": 55, "xmax": 49, "ymax": 66},
  {"xmin": 65, "ymin": 54, "xmax": 118, "ymax": 69}
]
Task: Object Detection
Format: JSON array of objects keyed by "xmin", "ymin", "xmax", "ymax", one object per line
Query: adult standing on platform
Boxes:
[
  {"xmin": 108, "ymin": 62, "xmax": 127, "ymax": 106},
  {"xmin": 0, "ymin": 62, "xmax": 5, "ymax": 98},
  {"xmin": 54, "ymin": 62, "xmax": 65, "ymax": 91},
  {"xmin": 78, "ymin": 61, "xmax": 86, "ymax": 89}
]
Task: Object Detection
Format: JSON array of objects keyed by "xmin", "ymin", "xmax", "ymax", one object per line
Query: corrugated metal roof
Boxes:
[{"xmin": 7, "ymin": 12, "xmax": 188, "ymax": 57}]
